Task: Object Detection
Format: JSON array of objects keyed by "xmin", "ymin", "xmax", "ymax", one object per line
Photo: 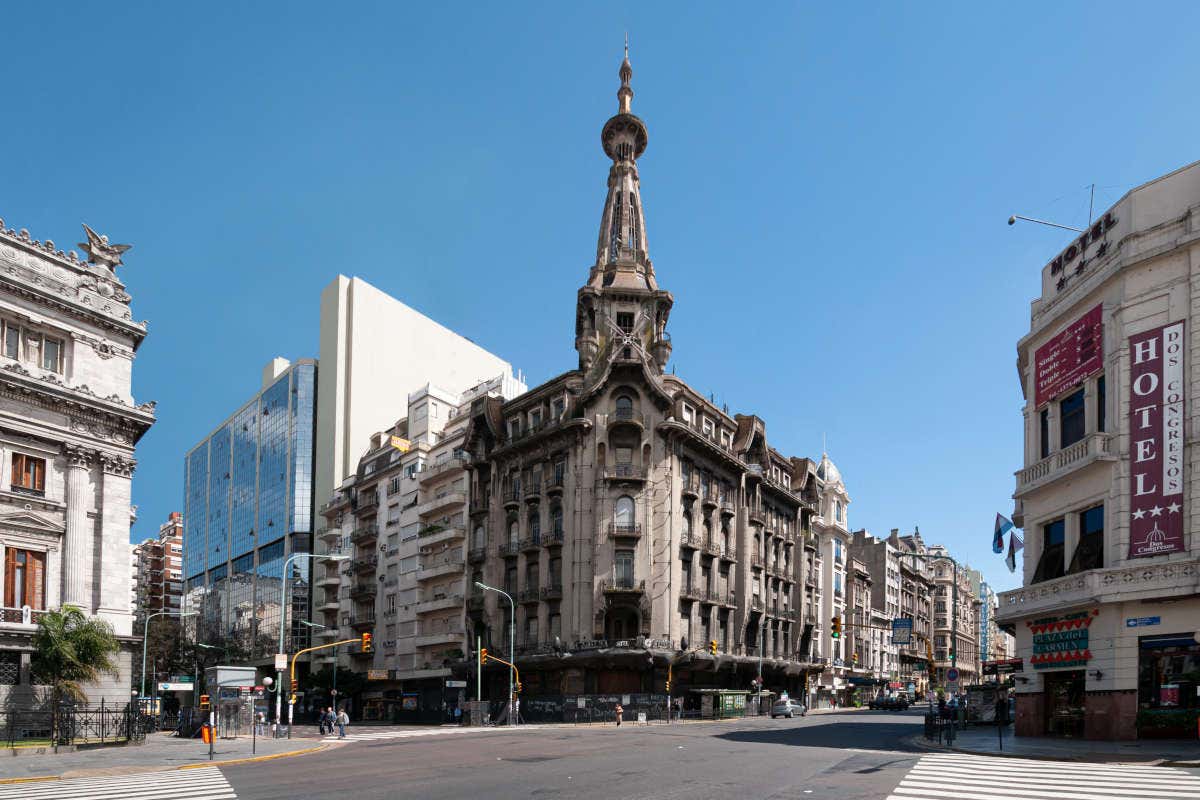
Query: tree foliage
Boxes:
[{"xmin": 31, "ymin": 605, "xmax": 120, "ymax": 706}]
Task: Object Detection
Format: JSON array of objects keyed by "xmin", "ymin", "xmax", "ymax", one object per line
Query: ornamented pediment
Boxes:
[{"xmin": 0, "ymin": 508, "xmax": 64, "ymax": 535}]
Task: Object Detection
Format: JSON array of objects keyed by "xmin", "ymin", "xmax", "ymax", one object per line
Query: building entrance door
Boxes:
[{"xmin": 1044, "ymin": 669, "xmax": 1084, "ymax": 737}]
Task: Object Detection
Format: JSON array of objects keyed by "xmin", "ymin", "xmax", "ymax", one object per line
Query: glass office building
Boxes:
[{"xmin": 183, "ymin": 359, "xmax": 316, "ymax": 661}]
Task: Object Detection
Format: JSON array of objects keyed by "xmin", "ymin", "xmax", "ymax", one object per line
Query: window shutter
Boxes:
[
  {"xmin": 28, "ymin": 551, "xmax": 45, "ymax": 609},
  {"xmin": 3, "ymin": 549, "xmax": 14, "ymax": 607}
]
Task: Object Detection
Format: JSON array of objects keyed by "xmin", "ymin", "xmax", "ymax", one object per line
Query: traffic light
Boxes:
[
  {"xmin": 480, "ymin": 647, "xmax": 489, "ymax": 664},
  {"xmin": 926, "ymin": 640, "xmax": 933, "ymax": 662},
  {"xmin": 852, "ymin": 652, "xmax": 859, "ymax": 664},
  {"xmin": 290, "ymin": 678, "xmax": 298, "ymax": 692},
  {"xmin": 289, "ymin": 694, "xmax": 297, "ymax": 705},
  {"xmin": 665, "ymin": 678, "xmax": 671, "ymax": 692},
  {"xmin": 361, "ymin": 632, "xmax": 373, "ymax": 653},
  {"xmin": 709, "ymin": 639, "xmax": 718, "ymax": 655},
  {"xmin": 515, "ymin": 681, "xmax": 523, "ymax": 694},
  {"xmin": 198, "ymin": 694, "xmax": 210, "ymax": 710},
  {"xmin": 831, "ymin": 616, "xmax": 841, "ymax": 638}
]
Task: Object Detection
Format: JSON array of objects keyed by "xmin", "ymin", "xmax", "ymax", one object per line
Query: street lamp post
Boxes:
[
  {"xmin": 300, "ymin": 620, "xmax": 336, "ymax": 704},
  {"xmin": 475, "ymin": 581, "xmax": 515, "ymax": 726},
  {"xmin": 276, "ymin": 552, "xmax": 347, "ymax": 732},
  {"xmin": 140, "ymin": 610, "xmax": 196, "ymax": 709}
]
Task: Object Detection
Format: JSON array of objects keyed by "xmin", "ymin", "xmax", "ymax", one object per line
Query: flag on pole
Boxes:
[
  {"xmin": 1005, "ymin": 531, "xmax": 1024, "ymax": 573},
  {"xmin": 389, "ymin": 436, "xmax": 411, "ymax": 453},
  {"xmin": 993, "ymin": 513, "xmax": 1013, "ymax": 554}
]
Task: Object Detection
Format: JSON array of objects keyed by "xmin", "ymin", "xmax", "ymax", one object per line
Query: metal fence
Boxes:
[{"xmin": 2, "ymin": 702, "xmax": 148, "ymax": 749}]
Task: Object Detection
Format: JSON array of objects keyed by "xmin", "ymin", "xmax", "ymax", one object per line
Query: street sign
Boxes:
[
  {"xmin": 158, "ymin": 682, "xmax": 194, "ymax": 692},
  {"xmin": 946, "ymin": 667, "xmax": 959, "ymax": 684},
  {"xmin": 275, "ymin": 653, "xmax": 288, "ymax": 671},
  {"xmin": 891, "ymin": 618, "xmax": 913, "ymax": 645},
  {"xmin": 1126, "ymin": 616, "xmax": 1161, "ymax": 628},
  {"xmin": 445, "ymin": 680, "xmax": 467, "ymax": 688}
]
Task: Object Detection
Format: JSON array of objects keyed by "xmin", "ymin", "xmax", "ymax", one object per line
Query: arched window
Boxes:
[
  {"xmin": 508, "ymin": 519, "xmax": 519, "ymax": 545},
  {"xmin": 615, "ymin": 495, "xmax": 635, "ymax": 531},
  {"xmin": 529, "ymin": 508, "xmax": 541, "ymax": 540},
  {"xmin": 615, "ymin": 395, "xmax": 634, "ymax": 419},
  {"xmin": 551, "ymin": 504, "xmax": 563, "ymax": 536},
  {"xmin": 473, "ymin": 525, "xmax": 486, "ymax": 549}
]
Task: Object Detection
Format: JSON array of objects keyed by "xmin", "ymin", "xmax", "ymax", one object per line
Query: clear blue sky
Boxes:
[{"xmin": 4, "ymin": 3, "xmax": 1199, "ymax": 592}]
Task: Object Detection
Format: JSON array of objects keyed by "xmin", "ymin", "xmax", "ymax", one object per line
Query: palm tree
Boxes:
[{"xmin": 30, "ymin": 605, "xmax": 120, "ymax": 743}]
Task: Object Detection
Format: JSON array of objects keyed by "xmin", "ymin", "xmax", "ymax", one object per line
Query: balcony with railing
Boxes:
[
  {"xmin": 518, "ymin": 588, "xmax": 541, "ymax": 604},
  {"xmin": 609, "ymin": 523, "xmax": 642, "ymax": 540},
  {"xmin": 347, "ymin": 614, "xmax": 376, "ymax": 631},
  {"xmin": 467, "ymin": 591, "xmax": 485, "ymax": 611},
  {"xmin": 417, "ymin": 524, "xmax": 465, "ymax": 547},
  {"xmin": 350, "ymin": 555, "xmax": 378, "ymax": 574},
  {"xmin": 679, "ymin": 531, "xmax": 699, "ymax": 551},
  {"xmin": 543, "ymin": 528, "xmax": 564, "ymax": 547},
  {"xmin": 415, "ymin": 621, "xmax": 465, "ymax": 649},
  {"xmin": 602, "ymin": 578, "xmax": 645, "ymax": 595},
  {"xmin": 681, "ymin": 475, "xmax": 699, "ymax": 499},
  {"xmin": 416, "ymin": 491, "xmax": 467, "ymax": 518},
  {"xmin": 355, "ymin": 492, "xmax": 380, "ymax": 516},
  {"xmin": 547, "ymin": 472, "xmax": 566, "ymax": 495},
  {"xmin": 416, "ymin": 592, "xmax": 464, "ymax": 615},
  {"xmin": 317, "ymin": 566, "xmax": 342, "ymax": 587},
  {"xmin": 604, "ymin": 463, "xmax": 646, "ymax": 482},
  {"xmin": 349, "ymin": 583, "xmax": 375, "ymax": 601},
  {"xmin": 419, "ymin": 454, "xmax": 467, "ymax": 485},
  {"xmin": 503, "ymin": 487, "xmax": 522, "ymax": 508},
  {"xmin": 520, "ymin": 536, "xmax": 541, "ymax": 553},
  {"xmin": 417, "ymin": 553, "xmax": 465, "ymax": 582},
  {"xmin": 467, "ymin": 546, "xmax": 487, "ymax": 564},
  {"xmin": 541, "ymin": 582, "xmax": 563, "ymax": 601},
  {"xmin": 680, "ymin": 583, "xmax": 703, "ymax": 601},
  {"xmin": 350, "ymin": 525, "xmax": 378, "ymax": 544},
  {"xmin": 524, "ymin": 478, "xmax": 542, "ymax": 500},
  {"xmin": 500, "ymin": 541, "xmax": 520, "ymax": 558},
  {"xmin": 702, "ymin": 538, "xmax": 722, "ymax": 558},
  {"xmin": 750, "ymin": 595, "xmax": 764, "ymax": 611},
  {"xmin": 0, "ymin": 607, "xmax": 46, "ymax": 627},
  {"xmin": 1015, "ymin": 431, "xmax": 1116, "ymax": 497}
]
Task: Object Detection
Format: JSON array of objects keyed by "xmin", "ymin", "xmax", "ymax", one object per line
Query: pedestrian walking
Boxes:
[
  {"xmin": 336, "ymin": 707, "xmax": 349, "ymax": 739},
  {"xmin": 615, "ymin": 703, "xmax": 623, "ymax": 727}
]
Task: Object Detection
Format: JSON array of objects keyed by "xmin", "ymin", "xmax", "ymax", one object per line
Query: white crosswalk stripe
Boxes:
[
  {"xmin": 3, "ymin": 766, "xmax": 236, "ymax": 800},
  {"xmin": 888, "ymin": 753, "xmax": 1200, "ymax": 800},
  {"xmin": 336, "ymin": 725, "xmax": 530, "ymax": 743}
]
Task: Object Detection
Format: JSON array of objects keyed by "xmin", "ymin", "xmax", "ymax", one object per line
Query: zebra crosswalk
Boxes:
[
  {"xmin": 4, "ymin": 766, "xmax": 237, "ymax": 800},
  {"xmin": 335, "ymin": 724, "xmax": 528, "ymax": 744},
  {"xmin": 888, "ymin": 753, "xmax": 1200, "ymax": 800}
]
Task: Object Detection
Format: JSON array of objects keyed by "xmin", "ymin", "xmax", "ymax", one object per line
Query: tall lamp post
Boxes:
[
  {"xmin": 194, "ymin": 642, "xmax": 224, "ymax": 696},
  {"xmin": 276, "ymin": 552, "xmax": 346, "ymax": 730},
  {"xmin": 140, "ymin": 610, "xmax": 196, "ymax": 710},
  {"xmin": 474, "ymin": 581, "xmax": 515, "ymax": 726}
]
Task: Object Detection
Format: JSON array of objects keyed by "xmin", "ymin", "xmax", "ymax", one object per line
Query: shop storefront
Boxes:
[{"xmin": 1137, "ymin": 633, "xmax": 1200, "ymax": 738}]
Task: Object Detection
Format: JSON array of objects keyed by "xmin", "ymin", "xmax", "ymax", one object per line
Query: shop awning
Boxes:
[{"xmin": 1139, "ymin": 634, "xmax": 1199, "ymax": 649}]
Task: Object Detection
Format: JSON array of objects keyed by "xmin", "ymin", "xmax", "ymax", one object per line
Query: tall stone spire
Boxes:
[
  {"xmin": 576, "ymin": 46, "xmax": 673, "ymax": 376},
  {"xmin": 590, "ymin": 44, "xmax": 655, "ymax": 290}
]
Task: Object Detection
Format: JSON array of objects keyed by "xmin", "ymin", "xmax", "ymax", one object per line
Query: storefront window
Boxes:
[{"xmin": 1138, "ymin": 635, "xmax": 1199, "ymax": 712}]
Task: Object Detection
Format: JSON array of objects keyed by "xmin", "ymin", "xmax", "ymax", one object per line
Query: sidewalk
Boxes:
[
  {"xmin": 909, "ymin": 724, "xmax": 1200, "ymax": 766},
  {"xmin": 0, "ymin": 731, "xmax": 325, "ymax": 782}
]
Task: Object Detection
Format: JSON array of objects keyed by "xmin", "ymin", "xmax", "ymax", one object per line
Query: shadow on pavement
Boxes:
[{"xmin": 716, "ymin": 713, "xmax": 924, "ymax": 753}]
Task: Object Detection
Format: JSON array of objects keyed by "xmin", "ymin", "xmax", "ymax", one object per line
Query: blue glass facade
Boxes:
[{"xmin": 182, "ymin": 361, "xmax": 317, "ymax": 659}]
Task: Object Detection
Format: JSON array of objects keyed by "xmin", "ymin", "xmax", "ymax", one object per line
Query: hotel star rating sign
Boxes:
[{"xmin": 1128, "ymin": 320, "xmax": 1186, "ymax": 558}]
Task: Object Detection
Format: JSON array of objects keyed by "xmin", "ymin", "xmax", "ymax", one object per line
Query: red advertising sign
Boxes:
[
  {"xmin": 1129, "ymin": 321, "xmax": 1186, "ymax": 559},
  {"xmin": 1034, "ymin": 304, "xmax": 1103, "ymax": 407}
]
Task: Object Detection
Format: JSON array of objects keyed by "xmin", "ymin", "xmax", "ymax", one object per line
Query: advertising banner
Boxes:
[
  {"xmin": 1128, "ymin": 321, "xmax": 1186, "ymax": 558},
  {"xmin": 1034, "ymin": 304, "xmax": 1103, "ymax": 407},
  {"xmin": 1028, "ymin": 610, "xmax": 1095, "ymax": 669}
]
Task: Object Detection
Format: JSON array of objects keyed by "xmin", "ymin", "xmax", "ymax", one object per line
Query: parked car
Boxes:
[
  {"xmin": 770, "ymin": 699, "xmax": 807, "ymax": 718},
  {"xmin": 869, "ymin": 695, "xmax": 910, "ymax": 711}
]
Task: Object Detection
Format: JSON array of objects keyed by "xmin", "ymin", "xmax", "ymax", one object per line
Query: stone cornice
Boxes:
[
  {"xmin": 0, "ymin": 366, "xmax": 155, "ymax": 445},
  {"xmin": 99, "ymin": 451, "xmax": 136, "ymax": 477}
]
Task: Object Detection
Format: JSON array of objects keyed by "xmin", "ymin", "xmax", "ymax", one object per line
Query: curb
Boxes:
[
  {"xmin": 903, "ymin": 734, "xmax": 1183, "ymax": 767},
  {"xmin": 0, "ymin": 743, "xmax": 329, "ymax": 784}
]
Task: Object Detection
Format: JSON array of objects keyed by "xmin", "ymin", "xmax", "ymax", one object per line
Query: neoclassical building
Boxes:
[
  {"xmin": 462, "ymin": 54, "xmax": 822, "ymax": 701},
  {"xmin": 0, "ymin": 219, "xmax": 155, "ymax": 704}
]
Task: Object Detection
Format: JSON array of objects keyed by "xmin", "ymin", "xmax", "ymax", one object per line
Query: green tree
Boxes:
[{"xmin": 30, "ymin": 605, "xmax": 120, "ymax": 741}]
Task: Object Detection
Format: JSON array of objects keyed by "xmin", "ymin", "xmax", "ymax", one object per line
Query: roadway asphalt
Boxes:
[{"xmin": 221, "ymin": 708, "xmax": 928, "ymax": 800}]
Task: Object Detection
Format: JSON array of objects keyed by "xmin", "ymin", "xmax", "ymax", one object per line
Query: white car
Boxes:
[{"xmin": 770, "ymin": 699, "xmax": 807, "ymax": 718}]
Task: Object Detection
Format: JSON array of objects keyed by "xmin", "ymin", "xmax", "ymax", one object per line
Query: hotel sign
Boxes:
[
  {"xmin": 1128, "ymin": 321, "xmax": 1186, "ymax": 558},
  {"xmin": 1034, "ymin": 304, "xmax": 1103, "ymax": 408}
]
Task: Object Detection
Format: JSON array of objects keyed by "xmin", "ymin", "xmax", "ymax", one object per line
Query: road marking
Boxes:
[
  {"xmin": 335, "ymin": 725, "xmax": 532, "ymax": 743},
  {"xmin": 2, "ymin": 766, "xmax": 237, "ymax": 800},
  {"xmin": 887, "ymin": 754, "xmax": 1200, "ymax": 800}
]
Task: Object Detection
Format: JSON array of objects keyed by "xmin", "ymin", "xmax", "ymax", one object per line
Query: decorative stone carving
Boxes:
[
  {"xmin": 63, "ymin": 444, "xmax": 94, "ymax": 469},
  {"xmin": 77, "ymin": 224, "xmax": 131, "ymax": 269},
  {"xmin": 98, "ymin": 452, "xmax": 136, "ymax": 478}
]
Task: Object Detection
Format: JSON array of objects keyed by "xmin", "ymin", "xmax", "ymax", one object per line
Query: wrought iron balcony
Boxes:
[
  {"xmin": 680, "ymin": 583, "xmax": 703, "ymax": 601},
  {"xmin": 602, "ymin": 579, "xmax": 645, "ymax": 595},
  {"xmin": 468, "ymin": 547, "xmax": 487, "ymax": 564},
  {"xmin": 541, "ymin": 583, "xmax": 563, "ymax": 601},
  {"xmin": 520, "ymin": 536, "xmax": 541, "ymax": 553},
  {"xmin": 679, "ymin": 531, "xmax": 700, "ymax": 550},
  {"xmin": 543, "ymin": 528, "xmax": 564, "ymax": 547},
  {"xmin": 518, "ymin": 588, "xmax": 541, "ymax": 604},
  {"xmin": 350, "ymin": 525, "xmax": 378, "ymax": 544},
  {"xmin": 604, "ymin": 463, "xmax": 646, "ymax": 481},
  {"xmin": 500, "ymin": 541, "xmax": 520, "ymax": 558},
  {"xmin": 609, "ymin": 523, "xmax": 642, "ymax": 540},
  {"xmin": 547, "ymin": 473, "xmax": 566, "ymax": 494}
]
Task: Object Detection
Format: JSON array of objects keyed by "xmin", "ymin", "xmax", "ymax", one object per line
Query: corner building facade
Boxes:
[
  {"xmin": 1000, "ymin": 160, "xmax": 1200, "ymax": 740},
  {"xmin": 463, "ymin": 55, "xmax": 822, "ymax": 703}
]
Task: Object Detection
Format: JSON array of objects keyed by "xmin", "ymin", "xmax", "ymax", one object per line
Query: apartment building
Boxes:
[
  {"xmin": 132, "ymin": 511, "xmax": 184, "ymax": 624},
  {"xmin": 318, "ymin": 373, "xmax": 523, "ymax": 721}
]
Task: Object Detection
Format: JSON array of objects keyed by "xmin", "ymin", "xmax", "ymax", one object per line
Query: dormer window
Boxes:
[
  {"xmin": 617, "ymin": 312, "xmax": 634, "ymax": 333},
  {"xmin": 508, "ymin": 418, "xmax": 522, "ymax": 439},
  {"xmin": 681, "ymin": 404, "xmax": 695, "ymax": 425},
  {"xmin": 530, "ymin": 409, "xmax": 542, "ymax": 430},
  {"xmin": 701, "ymin": 418, "xmax": 714, "ymax": 437},
  {"xmin": 552, "ymin": 397, "xmax": 565, "ymax": 419}
]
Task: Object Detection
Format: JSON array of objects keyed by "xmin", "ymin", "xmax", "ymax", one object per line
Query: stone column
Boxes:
[
  {"xmin": 98, "ymin": 453, "xmax": 136, "ymax": 637},
  {"xmin": 62, "ymin": 445, "xmax": 93, "ymax": 609}
]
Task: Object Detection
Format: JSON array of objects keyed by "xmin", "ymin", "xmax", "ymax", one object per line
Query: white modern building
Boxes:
[
  {"xmin": 315, "ymin": 276, "xmax": 522, "ymax": 516},
  {"xmin": 0, "ymin": 218, "xmax": 155, "ymax": 704}
]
